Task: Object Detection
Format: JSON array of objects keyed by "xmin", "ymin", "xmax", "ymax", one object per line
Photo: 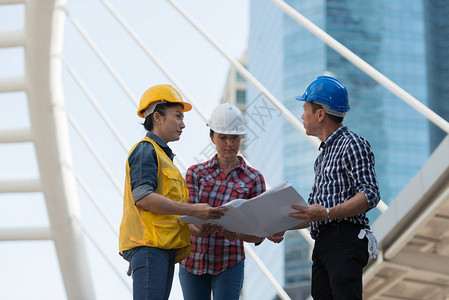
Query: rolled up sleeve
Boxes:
[
  {"xmin": 128, "ymin": 142, "xmax": 158, "ymax": 204},
  {"xmin": 185, "ymin": 166, "xmax": 200, "ymax": 204},
  {"xmin": 346, "ymin": 139, "xmax": 380, "ymax": 210}
]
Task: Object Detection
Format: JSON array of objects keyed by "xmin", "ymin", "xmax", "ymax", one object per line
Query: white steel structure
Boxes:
[
  {"xmin": 1, "ymin": 1, "xmax": 290, "ymax": 299},
  {"xmin": 1, "ymin": 0, "xmax": 95, "ymax": 299},
  {"xmin": 1, "ymin": 0, "xmax": 448, "ymax": 299},
  {"xmin": 364, "ymin": 136, "xmax": 449, "ymax": 299}
]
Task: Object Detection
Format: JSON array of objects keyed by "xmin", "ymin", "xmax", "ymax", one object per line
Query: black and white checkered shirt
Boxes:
[{"xmin": 309, "ymin": 125, "xmax": 380, "ymax": 239}]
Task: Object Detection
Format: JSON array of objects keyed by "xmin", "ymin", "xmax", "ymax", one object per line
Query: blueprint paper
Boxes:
[{"xmin": 179, "ymin": 181, "xmax": 308, "ymax": 237}]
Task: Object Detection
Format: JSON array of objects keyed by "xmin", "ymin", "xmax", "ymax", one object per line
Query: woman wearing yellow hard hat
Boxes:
[
  {"xmin": 179, "ymin": 103, "xmax": 266, "ymax": 300},
  {"xmin": 119, "ymin": 84, "xmax": 227, "ymax": 300}
]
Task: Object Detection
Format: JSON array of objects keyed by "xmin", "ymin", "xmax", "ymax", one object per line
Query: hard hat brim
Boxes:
[
  {"xmin": 137, "ymin": 100, "xmax": 192, "ymax": 118},
  {"xmin": 295, "ymin": 95, "xmax": 308, "ymax": 102}
]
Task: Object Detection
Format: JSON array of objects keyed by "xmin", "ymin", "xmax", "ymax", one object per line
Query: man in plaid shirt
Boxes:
[
  {"xmin": 179, "ymin": 103, "xmax": 266, "ymax": 300},
  {"xmin": 288, "ymin": 76, "xmax": 381, "ymax": 300}
]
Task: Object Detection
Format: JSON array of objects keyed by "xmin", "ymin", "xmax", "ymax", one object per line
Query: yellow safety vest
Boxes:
[{"xmin": 119, "ymin": 137, "xmax": 191, "ymax": 262}]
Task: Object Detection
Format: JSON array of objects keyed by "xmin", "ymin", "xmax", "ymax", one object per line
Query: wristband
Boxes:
[{"xmin": 326, "ymin": 207, "xmax": 330, "ymax": 221}]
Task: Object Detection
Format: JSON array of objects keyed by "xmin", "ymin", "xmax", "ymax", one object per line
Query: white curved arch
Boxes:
[{"xmin": 18, "ymin": 0, "xmax": 94, "ymax": 299}]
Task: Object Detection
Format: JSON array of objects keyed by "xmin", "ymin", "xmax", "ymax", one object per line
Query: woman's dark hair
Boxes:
[{"xmin": 143, "ymin": 102, "xmax": 184, "ymax": 131}]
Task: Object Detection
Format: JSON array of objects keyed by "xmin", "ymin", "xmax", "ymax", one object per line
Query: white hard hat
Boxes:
[{"xmin": 207, "ymin": 103, "xmax": 246, "ymax": 135}]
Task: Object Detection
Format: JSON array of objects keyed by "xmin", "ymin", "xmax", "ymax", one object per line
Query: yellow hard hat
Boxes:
[{"xmin": 137, "ymin": 84, "xmax": 192, "ymax": 118}]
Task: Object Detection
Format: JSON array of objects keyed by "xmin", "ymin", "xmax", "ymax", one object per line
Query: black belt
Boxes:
[{"xmin": 317, "ymin": 221, "xmax": 363, "ymax": 236}]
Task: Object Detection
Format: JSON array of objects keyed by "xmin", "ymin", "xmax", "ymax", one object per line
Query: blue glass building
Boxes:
[
  {"xmin": 243, "ymin": 0, "xmax": 448, "ymax": 299},
  {"xmin": 242, "ymin": 3, "xmax": 287, "ymax": 300},
  {"xmin": 424, "ymin": 0, "xmax": 449, "ymax": 151}
]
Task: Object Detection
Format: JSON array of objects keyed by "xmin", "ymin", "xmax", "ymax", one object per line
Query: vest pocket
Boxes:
[
  {"xmin": 152, "ymin": 220, "xmax": 186, "ymax": 248},
  {"xmin": 161, "ymin": 168, "xmax": 183, "ymax": 201}
]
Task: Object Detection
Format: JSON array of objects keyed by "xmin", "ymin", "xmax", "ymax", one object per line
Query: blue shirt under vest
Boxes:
[{"xmin": 128, "ymin": 132, "xmax": 175, "ymax": 204}]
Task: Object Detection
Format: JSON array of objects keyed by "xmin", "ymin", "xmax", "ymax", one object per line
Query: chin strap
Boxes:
[{"xmin": 358, "ymin": 228, "xmax": 379, "ymax": 259}]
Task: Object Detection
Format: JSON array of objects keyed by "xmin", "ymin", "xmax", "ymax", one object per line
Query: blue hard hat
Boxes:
[{"xmin": 296, "ymin": 76, "xmax": 350, "ymax": 116}]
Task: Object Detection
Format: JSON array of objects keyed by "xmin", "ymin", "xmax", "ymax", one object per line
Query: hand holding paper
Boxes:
[{"xmin": 179, "ymin": 181, "xmax": 309, "ymax": 237}]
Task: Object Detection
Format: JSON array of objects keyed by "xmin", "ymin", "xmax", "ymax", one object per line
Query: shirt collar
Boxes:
[
  {"xmin": 320, "ymin": 125, "xmax": 347, "ymax": 150},
  {"xmin": 208, "ymin": 154, "xmax": 246, "ymax": 172},
  {"xmin": 146, "ymin": 132, "xmax": 168, "ymax": 147},
  {"xmin": 146, "ymin": 131, "xmax": 174, "ymax": 158},
  {"xmin": 319, "ymin": 142, "xmax": 326, "ymax": 151}
]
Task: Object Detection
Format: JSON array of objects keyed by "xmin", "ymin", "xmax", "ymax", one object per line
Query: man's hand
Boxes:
[
  {"xmin": 267, "ymin": 231, "xmax": 285, "ymax": 243},
  {"xmin": 289, "ymin": 204, "xmax": 327, "ymax": 222},
  {"xmin": 189, "ymin": 224, "xmax": 221, "ymax": 237},
  {"xmin": 190, "ymin": 203, "xmax": 228, "ymax": 220}
]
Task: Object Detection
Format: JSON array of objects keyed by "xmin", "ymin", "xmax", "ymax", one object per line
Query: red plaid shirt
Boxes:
[{"xmin": 180, "ymin": 155, "xmax": 266, "ymax": 275}]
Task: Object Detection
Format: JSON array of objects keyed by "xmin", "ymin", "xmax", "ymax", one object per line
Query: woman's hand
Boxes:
[
  {"xmin": 219, "ymin": 229, "xmax": 240, "ymax": 242},
  {"xmin": 189, "ymin": 224, "xmax": 221, "ymax": 237},
  {"xmin": 218, "ymin": 229, "xmax": 264, "ymax": 244},
  {"xmin": 267, "ymin": 231, "xmax": 285, "ymax": 243},
  {"xmin": 190, "ymin": 203, "xmax": 228, "ymax": 220}
]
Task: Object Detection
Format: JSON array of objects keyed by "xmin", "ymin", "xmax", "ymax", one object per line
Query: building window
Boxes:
[
  {"xmin": 236, "ymin": 72, "xmax": 246, "ymax": 83},
  {"xmin": 236, "ymin": 89, "xmax": 246, "ymax": 105}
]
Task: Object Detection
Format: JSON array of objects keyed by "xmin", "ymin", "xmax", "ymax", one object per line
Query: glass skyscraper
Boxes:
[
  {"xmin": 424, "ymin": 0, "xmax": 449, "ymax": 151},
  {"xmin": 242, "ymin": 3, "xmax": 287, "ymax": 300},
  {"xmin": 244, "ymin": 0, "xmax": 447, "ymax": 299}
]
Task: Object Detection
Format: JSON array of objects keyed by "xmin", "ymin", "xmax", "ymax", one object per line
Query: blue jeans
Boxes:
[
  {"xmin": 178, "ymin": 260, "xmax": 244, "ymax": 300},
  {"xmin": 123, "ymin": 246, "xmax": 176, "ymax": 300}
]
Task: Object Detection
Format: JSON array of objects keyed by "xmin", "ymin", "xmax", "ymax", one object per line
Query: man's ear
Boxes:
[{"xmin": 318, "ymin": 108, "xmax": 326, "ymax": 122}]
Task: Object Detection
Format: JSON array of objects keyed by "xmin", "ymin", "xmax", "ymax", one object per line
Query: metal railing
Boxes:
[
  {"xmin": 5, "ymin": 1, "xmax": 448, "ymax": 299},
  {"xmin": 62, "ymin": 1, "xmax": 297, "ymax": 298},
  {"xmin": 270, "ymin": 0, "xmax": 449, "ymax": 135}
]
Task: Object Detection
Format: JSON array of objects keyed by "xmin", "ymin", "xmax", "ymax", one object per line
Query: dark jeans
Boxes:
[
  {"xmin": 311, "ymin": 222, "xmax": 369, "ymax": 300},
  {"xmin": 178, "ymin": 260, "xmax": 245, "ymax": 300},
  {"xmin": 123, "ymin": 246, "xmax": 176, "ymax": 300}
]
